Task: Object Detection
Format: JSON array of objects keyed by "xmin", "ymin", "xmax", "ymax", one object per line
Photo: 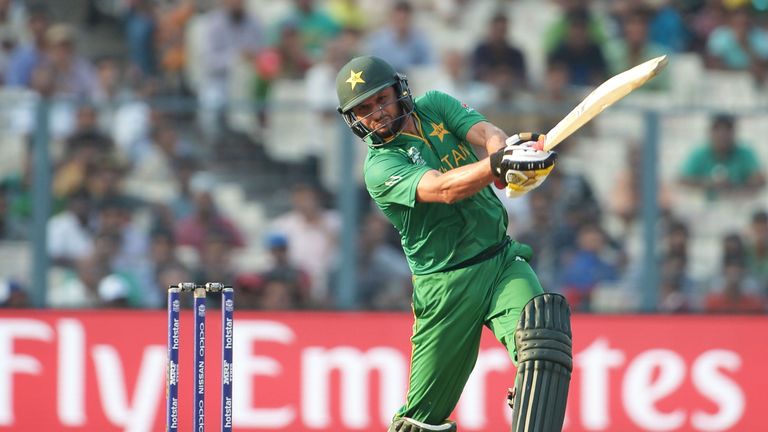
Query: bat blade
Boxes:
[{"xmin": 542, "ymin": 55, "xmax": 668, "ymax": 152}]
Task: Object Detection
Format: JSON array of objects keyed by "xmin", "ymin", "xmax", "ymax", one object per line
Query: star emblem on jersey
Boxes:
[
  {"xmin": 429, "ymin": 122, "xmax": 450, "ymax": 142},
  {"xmin": 346, "ymin": 70, "xmax": 365, "ymax": 90}
]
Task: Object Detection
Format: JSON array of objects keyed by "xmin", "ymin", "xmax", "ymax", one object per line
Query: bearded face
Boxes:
[{"xmin": 350, "ymin": 87, "xmax": 405, "ymax": 140}]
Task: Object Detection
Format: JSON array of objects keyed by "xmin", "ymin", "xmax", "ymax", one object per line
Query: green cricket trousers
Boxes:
[{"xmin": 395, "ymin": 239, "xmax": 544, "ymax": 425}]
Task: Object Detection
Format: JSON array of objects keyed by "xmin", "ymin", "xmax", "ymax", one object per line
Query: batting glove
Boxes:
[{"xmin": 490, "ymin": 133, "xmax": 557, "ymax": 198}]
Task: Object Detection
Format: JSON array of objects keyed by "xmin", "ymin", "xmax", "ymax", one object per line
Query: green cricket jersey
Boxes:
[{"xmin": 363, "ymin": 90, "xmax": 508, "ymax": 275}]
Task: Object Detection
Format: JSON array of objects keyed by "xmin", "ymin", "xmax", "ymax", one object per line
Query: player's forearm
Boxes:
[
  {"xmin": 466, "ymin": 121, "xmax": 508, "ymax": 156},
  {"xmin": 416, "ymin": 160, "xmax": 495, "ymax": 204}
]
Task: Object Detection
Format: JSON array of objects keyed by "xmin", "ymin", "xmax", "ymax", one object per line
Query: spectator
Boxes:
[
  {"xmin": 538, "ymin": 164, "xmax": 602, "ymax": 253},
  {"xmin": 326, "ymin": 0, "xmax": 367, "ymax": 31},
  {"xmin": 647, "ymin": 0, "xmax": 692, "ymax": 53},
  {"xmin": 0, "ymin": 185, "xmax": 13, "ymax": 239},
  {"xmin": 92, "ymin": 56, "xmax": 130, "ymax": 123},
  {"xmin": 544, "ymin": 0, "xmax": 607, "ymax": 53},
  {"xmin": 605, "ymin": 6, "xmax": 669, "ymax": 90},
  {"xmin": 0, "ymin": 0, "xmax": 24, "ymax": 84},
  {"xmin": 49, "ymin": 255, "xmax": 103, "ymax": 308},
  {"xmin": 679, "ymin": 114, "xmax": 766, "ymax": 200},
  {"xmin": 124, "ymin": 123, "xmax": 189, "ymax": 202},
  {"xmin": 96, "ymin": 273, "xmax": 136, "ymax": 308},
  {"xmin": 17, "ymin": 62, "xmax": 82, "ymax": 142},
  {"xmin": 83, "ymin": 155, "xmax": 131, "ymax": 206},
  {"xmin": 689, "ymin": 0, "xmax": 727, "ymax": 53},
  {"xmin": 305, "ymin": 31, "xmax": 359, "ymax": 116},
  {"xmin": 166, "ymin": 156, "xmax": 200, "ymax": 220},
  {"xmin": 513, "ymin": 163, "xmax": 601, "ymax": 278},
  {"xmin": 354, "ymin": 212, "xmax": 411, "ymax": 310},
  {"xmin": 93, "ymin": 196, "xmax": 149, "ymax": 274},
  {"xmin": 273, "ymin": 22, "xmax": 313, "ymax": 79},
  {"xmin": 706, "ymin": 5, "xmax": 768, "ymax": 83},
  {"xmin": 156, "ymin": 0, "xmax": 196, "ymax": 91},
  {"xmin": 122, "ymin": 0, "xmax": 157, "ymax": 78},
  {"xmin": 0, "ymin": 278, "xmax": 28, "ymax": 308},
  {"xmin": 364, "ymin": 1, "xmax": 435, "ymax": 73},
  {"xmin": 4, "ymin": 2, "xmax": 48, "ymax": 87},
  {"xmin": 277, "ymin": 0, "xmax": 341, "ymax": 61},
  {"xmin": 271, "ymin": 183, "xmax": 340, "ymax": 304},
  {"xmin": 548, "ymin": 8, "xmax": 608, "ymax": 87},
  {"xmin": 254, "ymin": 232, "xmax": 311, "ymax": 309},
  {"xmin": 610, "ymin": 143, "xmax": 673, "ymax": 235},
  {"xmin": 49, "ymin": 229, "xmax": 143, "ymax": 308},
  {"xmin": 0, "ymin": 150, "xmax": 34, "ymax": 239},
  {"xmin": 42, "ymin": 24, "xmax": 98, "ymax": 99},
  {"xmin": 175, "ymin": 172, "xmax": 245, "ymax": 252},
  {"xmin": 521, "ymin": 60, "xmax": 583, "ymax": 133},
  {"xmin": 0, "ymin": 0, "xmax": 25, "ymax": 42},
  {"xmin": 47, "ymin": 189, "xmax": 93, "ymax": 268},
  {"xmin": 67, "ymin": 104, "xmax": 115, "ymax": 151},
  {"xmin": 199, "ymin": 0, "xmax": 262, "ymax": 136},
  {"xmin": 132, "ymin": 227, "xmax": 186, "ymax": 308},
  {"xmin": 559, "ymin": 223, "xmax": 622, "ymax": 311},
  {"xmin": 746, "ymin": 210, "xmax": 768, "ymax": 291},
  {"xmin": 470, "ymin": 12, "xmax": 527, "ymax": 99},
  {"xmin": 53, "ymin": 138, "xmax": 93, "ymax": 198},
  {"xmin": 541, "ymin": 61, "xmax": 574, "ymax": 105},
  {"xmin": 156, "ymin": 261, "xmax": 193, "ymax": 308},
  {"xmin": 663, "ymin": 219, "xmax": 690, "ymax": 261},
  {"xmin": 111, "ymin": 80, "xmax": 162, "ymax": 161},
  {"xmin": 489, "ymin": 176, "xmax": 533, "ymax": 238},
  {"xmin": 430, "ymin": 0, "xmax": 471, "ymax": 26},
  {"xmin": 259, "ymin": 280, "xmax": 301, "ymax": 310},
  {"xmin": 191, "ymin": 230, "xmax": 238, "ymax": 298},
  {"xmin": 48, "ymin": 231, "xmax": 119, "ymax": 308},
  {"xmin": 432, "ymin": 49, "xmax": 496, "ymax": 110},
  {"xmin": 703, "ymin": 258, "xmax": 766, "ymax": 313},
  {"xmin": 657, "ymin": 252, "xmax": 695, "ymax": 313},
  {"xmin": 722, "ymin": 231, "xmax": 747, "ymax": 265},
  {"xmin": 517, "ymin": 192, "xmax": 565, "ymax": 291}
]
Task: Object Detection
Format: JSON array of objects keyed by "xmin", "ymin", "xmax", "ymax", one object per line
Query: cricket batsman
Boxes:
[{"xmin": 336, "ymin": 55, "xmax": 572, "ymax": 432}]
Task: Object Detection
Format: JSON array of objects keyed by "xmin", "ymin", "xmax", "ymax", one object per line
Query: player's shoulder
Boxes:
[
  {"xmin": 364, "ymin": 146, "xmax": 409, "ymax": 168},
  {"xmin": 415, "ymin": 90, "xmax": 477, "ymax": 116},
  {"xmin": 364, "ymin": 147, "xmax": 409, "ymax": 181},
  {"xmin": 414, "ymin": 89, "xmax": 454, "ymax": 107}
]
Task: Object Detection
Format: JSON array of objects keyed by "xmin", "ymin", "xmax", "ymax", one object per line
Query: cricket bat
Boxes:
[{"xmin": 537, "ymin": 55, "xmax": 668, "ymax": 152}]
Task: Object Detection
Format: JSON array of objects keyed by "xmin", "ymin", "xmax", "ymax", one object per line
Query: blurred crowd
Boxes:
[{"xmin": 0, "ymin": 0, "xmax": 766, "ymax": 313}]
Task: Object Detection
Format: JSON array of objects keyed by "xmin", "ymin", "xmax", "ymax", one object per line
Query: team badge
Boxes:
[
  {"xmin": 429, "ymin": 122, "xmax": 450, "ymax": 142},
  {"xmin": 346, "ymin": 70, "xmax": 365, "ymax": 90}
]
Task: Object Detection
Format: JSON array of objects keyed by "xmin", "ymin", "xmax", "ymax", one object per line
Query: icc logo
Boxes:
[
  {"xmin": 407, "ymin": 147, "xmax": 426, "ymax": 166},
  {"xmin": 197, "ymin": 304, "xmax": 205, "ymax": 316},
  {"xmin": 225, "ymin": 299, "xmax": 234, "ymax": 312},
  {"xmin": 172, "ymin": 299, "xmax": 180, "ymax": 312}
]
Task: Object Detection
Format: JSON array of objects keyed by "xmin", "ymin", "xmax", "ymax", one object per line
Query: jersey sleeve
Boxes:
[
  {"xmin": 739, "ymin": 145, "xmax": 761, "ymax": 173},
  {"xmin": 422, "ymin": 90, "xmax": 487, "ymax": 140},
  {"xmin": 365, "ymin": 150, "xmax": 433, "ymax": 208}
]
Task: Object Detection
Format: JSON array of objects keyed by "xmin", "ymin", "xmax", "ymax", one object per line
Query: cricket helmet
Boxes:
[{"xmin": 336, "ymin": 56, "xmax": 415, "ymax": 146}]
